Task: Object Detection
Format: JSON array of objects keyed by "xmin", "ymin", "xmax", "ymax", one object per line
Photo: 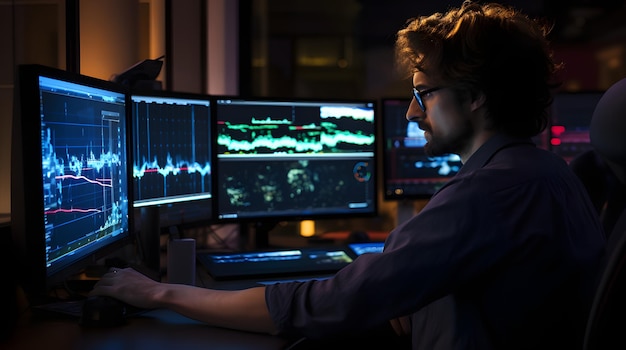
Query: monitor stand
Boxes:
[
  {"xmin": 137, "ymin": 206, "xmax": 162, "ymax": 278},
  {"xmin": 396, "ymin": 200, "xmax": 417, "ymax": 226},
  {"xmin": 240, "ymin": 221, "xmax": 279, "ymax": 249}
]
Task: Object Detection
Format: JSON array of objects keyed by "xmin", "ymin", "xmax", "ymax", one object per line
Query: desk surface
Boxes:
[
  {"xmin": 2, "ymin": 234, "xmax": 380, "ymax": 350},
  {"xmin": 3, "ymin": 261, "xmax": 297, "ymax": 350},
  {"xmin": 5, "ymin": 308, "xmax": 290, "ymax": 350}
]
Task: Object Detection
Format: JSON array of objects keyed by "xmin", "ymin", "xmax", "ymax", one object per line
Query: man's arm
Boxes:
[{"xmin": 91, "ymin": 267, "xmax": 278, "ymax": 334}]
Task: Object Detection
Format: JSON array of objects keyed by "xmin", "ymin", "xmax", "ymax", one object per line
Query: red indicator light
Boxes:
[{"xmin": 551, "ymin": 125, "xmax": 565, "ymax": 136}]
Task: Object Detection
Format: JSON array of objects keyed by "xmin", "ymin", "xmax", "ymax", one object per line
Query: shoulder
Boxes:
[{"xmin": 460, "ymin": 144, "xmax": 571, "ymax": 191}]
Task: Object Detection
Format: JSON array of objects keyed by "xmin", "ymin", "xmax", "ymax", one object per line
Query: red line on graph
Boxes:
[
  {"xmin": 56, "ymin": 174, "xmax": 112, "ymax": 187},
  {"xmin": 45, "ymin": 208, "xmax": 102, "ymax": 215}
]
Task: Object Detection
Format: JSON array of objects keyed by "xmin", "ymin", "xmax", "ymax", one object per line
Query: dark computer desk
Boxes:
[
  {"xmin": 2, "ymin": 232, "xmax": 383, "ymax": 350},
  {"xmin": 4, "ymin": 262, "xmax": 299, "ymax": 350},
  {"xmin": 6, "ymin": 308, "xmax": 290, "ymax": 350}
]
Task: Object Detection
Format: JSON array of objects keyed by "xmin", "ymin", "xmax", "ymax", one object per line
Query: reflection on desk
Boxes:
[{"xmin": 6, "ymin": 309, "xmax": 289, "ymax": 350}]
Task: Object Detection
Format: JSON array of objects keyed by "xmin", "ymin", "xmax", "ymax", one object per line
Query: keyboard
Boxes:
[
  {"xmin": 33, "ymin": 297, "xmax": 148, "ymax": 319},
  {"xmin": 197, "ymin": 246, "xmax": 355, "ymax": 280},
  {"xmin": 34, "ymin": 299, "xmax": 85, "ymax": 317}
]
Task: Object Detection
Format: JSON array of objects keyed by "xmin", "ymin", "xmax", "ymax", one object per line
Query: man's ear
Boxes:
[{"xmin": 469, "ymin": 91, "xmax": 486, "ymax": 112}]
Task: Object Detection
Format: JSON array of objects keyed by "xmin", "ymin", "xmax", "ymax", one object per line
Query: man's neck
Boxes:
[{"xmin": 459, "ymin": 130, "xmax": 496, "ymax": 163}]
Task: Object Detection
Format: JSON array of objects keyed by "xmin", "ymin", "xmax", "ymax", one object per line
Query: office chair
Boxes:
[
  {"xmin": 577, "ymin": 77, "xmax": 626, "ymax": 350},
  {"xmin": 570, "ymin": 150, "xmax": 626, "ymax": 238},
  {"xmin": 584, "ymin": 229, "xmax": 626, "ymax": 350}
]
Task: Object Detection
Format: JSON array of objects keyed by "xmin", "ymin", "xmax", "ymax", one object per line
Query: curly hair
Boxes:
[{"xmin": 395, "ymin": 1, "xmax": 562, "ymax": 138}]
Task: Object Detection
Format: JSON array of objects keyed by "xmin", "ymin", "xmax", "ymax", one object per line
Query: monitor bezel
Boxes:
[
  {"xmin": 11, "ymin": 64, "xmax": 134, "ymax": 303},
  {"xmin": 212, "ymin": 94, "xmax": 379, "ymax": 224}
]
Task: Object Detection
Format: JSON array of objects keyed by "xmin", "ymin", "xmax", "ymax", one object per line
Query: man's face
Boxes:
[{"xmin": 406, "ymin": 71, "xmax": 473, "ymax": 157}]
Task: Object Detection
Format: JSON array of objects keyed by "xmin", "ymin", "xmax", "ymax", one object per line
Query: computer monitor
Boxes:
[
  {"xmin": 381, "ymin": 98, "xmax": 462, "ymax": 200},
  {"xmin": 214, "ymin": 96, "xmax": 377, "ymax": 245},
  {"xmin": 550, "ymin": 91, "xmax": 604, "ymax": 163},
  {"xmin": 130, "ymin": 90, "xmax": 213, "ymax": 228},
  {"xmin": 11, "ymin": 64, "xmax": 133, "ymax": 303}
]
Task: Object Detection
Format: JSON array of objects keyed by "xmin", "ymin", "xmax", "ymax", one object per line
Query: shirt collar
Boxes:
[{"xmin": 457, "ymin": 134, "xmax": 535, "ymax": 174}]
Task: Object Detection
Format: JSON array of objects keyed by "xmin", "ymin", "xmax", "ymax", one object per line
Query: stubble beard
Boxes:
[{"xmin": 423, "ymin": 126, "xmax": 472, "ymax": 158}]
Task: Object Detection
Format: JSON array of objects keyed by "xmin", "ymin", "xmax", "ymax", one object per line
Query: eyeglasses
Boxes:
[{"xmin": 412, "ymin": 86, "xmax": 444, "ymax": 112}]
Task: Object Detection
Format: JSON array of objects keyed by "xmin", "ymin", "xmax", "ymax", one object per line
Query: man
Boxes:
[{"xmin": 92, "ymin": 2, "xmax": 605, "ymax": 348}]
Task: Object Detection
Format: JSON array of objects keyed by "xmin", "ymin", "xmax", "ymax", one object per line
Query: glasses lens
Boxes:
[{"xmin": 412, "ymin": 88, "xmax": 425, "ymax": 111}]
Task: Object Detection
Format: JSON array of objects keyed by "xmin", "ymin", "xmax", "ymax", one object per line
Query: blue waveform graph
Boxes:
[
  {"xmin": 131, "ymin": 98, "xmax": 213, "ymax": 206},
  {"xmin": 41, "ymin": 109, "xmax": 129, "ymax": 264},
  {"xmin": 133, "ymin": 154, "xmax": 212, "ymax": 204},
  {"xmin": 217, "ymin": 120, "xmax": 375, "ymax": 155}
]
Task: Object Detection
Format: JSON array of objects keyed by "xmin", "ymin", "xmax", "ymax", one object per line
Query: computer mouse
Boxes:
[{"xmin": 79, "ymin": 295, "xmax": 127, "ymax": 327}]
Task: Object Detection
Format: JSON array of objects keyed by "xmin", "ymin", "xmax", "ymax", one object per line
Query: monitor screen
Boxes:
[
  {"xmin": 130, "ymin": 91, "xmax": 213, "ymax": 227},
  {"xmin": 214, "ymin": 97, "xmax": 377, "ymax": 221},
  {"xmin": 347, "ymin": 241, "xmax": 385, "ymax": 256},
  {"xmin": 550, "ymin": 91, "xmax": 604, "ymax": 163},
  {"xmin": 11, "ymin": 64, "xmax": 133, "ymax": 301},
  {"xmin": 381, "ymin": 98, "xmax": 462, "ymax": 200}
]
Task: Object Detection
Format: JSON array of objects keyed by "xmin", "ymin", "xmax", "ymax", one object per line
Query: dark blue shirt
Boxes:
[{"xmin": 266, "ymin": 134, "xmax": 605, "ymax": 349}]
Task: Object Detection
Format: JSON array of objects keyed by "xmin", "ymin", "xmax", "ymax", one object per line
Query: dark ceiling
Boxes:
[
  {"xmin": 357, "ymin": 0, "xmax": 626, "ymax": 46},
  {"xmin": 265, "ymin": 0, "xmax": 626, "ymax": 47},
  {"xmin": 542, "ymin": 0, "xmax": 626, "ymax": 44}
]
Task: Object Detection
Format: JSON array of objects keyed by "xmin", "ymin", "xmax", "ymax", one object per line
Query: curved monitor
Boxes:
[
  {"xmin": 130, "ymin": 90, "xmax": 213, "ymax": 227},
  {"xmin": 11, "ymin": 64, "xmax": 133, "ymax": 302},
  {"xmin": 214, "ymin": 96, "xmax": 378, "ymax": 222},
  {"xmin": 381, "ymin": 98, "xmax": 462, "ymax": 200}
]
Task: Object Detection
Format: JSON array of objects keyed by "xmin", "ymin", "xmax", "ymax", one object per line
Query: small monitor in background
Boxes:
[
  {"xmin": 550, "ymin": 91, "xmax": 604, "ymax": 163},
  {"xmin": 130, "ymin": 91, "xmax": 214, "ymax": 227},
  {"xmin": 11, "ymin": 64, "xmax": 133, "ymax": 304},
  {"xmin": 381, "ymin": 98, "xmax": 462, "ymax": 200},
  {"xmin": 348, "ymin": 242, "xmax": 384, "ymax": 256}
]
